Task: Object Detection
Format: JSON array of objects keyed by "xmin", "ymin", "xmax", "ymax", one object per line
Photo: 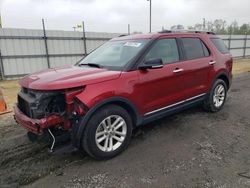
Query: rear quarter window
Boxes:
[{"xmin": 210, "ymin": 38, "xmax": 229, "ymax": 54}]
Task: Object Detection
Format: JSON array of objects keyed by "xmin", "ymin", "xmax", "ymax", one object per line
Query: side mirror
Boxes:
[{"xmin": 138, "ymin": 58, "xmax": 163, "ymax": 70}]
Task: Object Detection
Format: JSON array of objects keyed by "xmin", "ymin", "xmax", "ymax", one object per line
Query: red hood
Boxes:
[{"xmin": 19, "ymin": 66, "xmax": 121, "ymax": 90}]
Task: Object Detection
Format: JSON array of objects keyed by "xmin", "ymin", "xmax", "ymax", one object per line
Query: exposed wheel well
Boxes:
[{"xmin": 217, "ymin": 74, "xmax": 230, "ymax": 89}]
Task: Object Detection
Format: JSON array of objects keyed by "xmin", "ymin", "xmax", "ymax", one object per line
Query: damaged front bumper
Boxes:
[{"xmin": 14, "ymin": 104, "xmax": 64, "ymax": 135}]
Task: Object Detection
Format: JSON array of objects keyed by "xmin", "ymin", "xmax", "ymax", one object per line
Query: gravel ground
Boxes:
[{"xmin": 0, "ymin": 73, "xmax": 250, "ymax": 188}]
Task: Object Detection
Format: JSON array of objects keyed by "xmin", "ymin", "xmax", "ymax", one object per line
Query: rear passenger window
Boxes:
[
  {"xmin": 145, "ymin": 39, "xmax": 179, "ymax": 64},
  {"xmin": 181, "ymin": 38, "xmax": 210, "ymax": 60},
  {"xmin": 210, "ymin": 38, "xmax": 229, "ymax": 54}
]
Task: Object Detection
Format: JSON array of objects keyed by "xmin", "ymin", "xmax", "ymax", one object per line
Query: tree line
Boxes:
[{"xmin": 171, "ymin": 19, "xmax": 250, "ymax": 35}]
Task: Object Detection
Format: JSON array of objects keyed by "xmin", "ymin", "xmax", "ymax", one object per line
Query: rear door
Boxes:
[{"xmin": 178, "ymin": 37, "xmax": 214, "ymax": 99}]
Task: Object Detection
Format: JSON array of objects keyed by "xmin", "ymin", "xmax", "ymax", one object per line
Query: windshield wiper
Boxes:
[{"xmin": 79, "ymin": 63, "xmax": 102, "ymax": 68}]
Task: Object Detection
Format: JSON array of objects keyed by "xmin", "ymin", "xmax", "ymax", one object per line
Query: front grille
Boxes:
[
  {"xmin": 18, "ymin": 95, "xmax": 31, "ymax": 117},
  {"xmin": 17, "ymin": 88, "xmax": 67, "ymax": 119},
  {"xmin": 22, "ymin": 87, "xmax": 28, "ymax": 94}
]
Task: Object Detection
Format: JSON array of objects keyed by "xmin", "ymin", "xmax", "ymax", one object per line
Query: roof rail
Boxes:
[
  {"xmin": 158, "ymin": 29, "xmax": 215, "ymax": 35},
  {"xmin": 118, "ymin": 34, "xmax": 128, "ymax": 37},
  {"xmin": 158, "ymin": 30, "xmax": 172, "ymax": 33}
]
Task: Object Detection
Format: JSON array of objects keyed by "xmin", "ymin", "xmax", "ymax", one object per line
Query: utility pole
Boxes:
[
  {"xmin": 82, "ymin": 21, "xmax": 87, "ymax": 56},
  {"xmin": 128, "ymin": 24, "xmax": 130, "ymax": 35},
  {"xmin": 203, "ymin": 18, "xmax": 206, "ymax": 30},
  {"xmin": 0, "ymin": 13, "xmax": 2, "ymax": 28},
  {"xmin": 147, "ymin": 0, "xmax": 152, "ymax": 33},
  {"xmin": 42, "ymin": 19, "xmax": 50, "ymax": 68}
]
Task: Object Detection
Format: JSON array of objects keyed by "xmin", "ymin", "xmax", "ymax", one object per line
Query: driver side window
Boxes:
[{"xmin": 145, "ymin": 38, "xmax": 179, "ymax": 64}]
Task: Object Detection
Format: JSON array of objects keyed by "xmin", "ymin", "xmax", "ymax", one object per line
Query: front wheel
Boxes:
[
  {"xmin": 203, "ymin": 79, "xmax": 227, "ymax": 112},
  {"xmin": 81, "ymin": 105, "xmax": 133, "ymax": 160}
]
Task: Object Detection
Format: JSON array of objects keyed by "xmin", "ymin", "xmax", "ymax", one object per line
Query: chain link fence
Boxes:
[{"xmin": 219, "ymin": 34, "xmax": 250, "ymax": 58}]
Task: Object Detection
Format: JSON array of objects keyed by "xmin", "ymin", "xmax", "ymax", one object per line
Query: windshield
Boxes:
[{"xmin": 78, "ymin": 39, "xmax": 149, "ymax": 69}]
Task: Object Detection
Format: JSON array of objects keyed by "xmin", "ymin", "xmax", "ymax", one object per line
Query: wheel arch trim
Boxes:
[
  {"xmin": 210, "ymin": 71, "xmax": 231, "ymax": 90},
  {"xmin": 73, "ymin": 96, "xmax": 141, "ymax": 148}
]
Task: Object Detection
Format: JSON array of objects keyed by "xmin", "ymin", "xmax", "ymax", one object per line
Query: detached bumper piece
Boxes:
[{"xmin": 14, "ymin": 104, "xmax": 64, "ymax": 135}]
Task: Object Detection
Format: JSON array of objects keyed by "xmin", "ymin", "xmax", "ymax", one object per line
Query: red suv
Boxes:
[{"xmin": 14, "ymin": 31, "xmax": 233, "ymax": 160}]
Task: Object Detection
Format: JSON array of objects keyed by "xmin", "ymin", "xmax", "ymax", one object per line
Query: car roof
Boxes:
[{"xmin": 111, "ymin": 31, "xmax": 216, "ymax": 41}]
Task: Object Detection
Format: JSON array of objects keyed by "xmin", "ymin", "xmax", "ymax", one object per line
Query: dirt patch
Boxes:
[{"xmin": 0, "ymin": 113, "xmax": 82, "ymax": 186}]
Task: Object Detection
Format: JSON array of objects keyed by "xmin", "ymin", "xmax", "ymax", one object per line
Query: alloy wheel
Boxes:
[
  {"xmin": 95, "ymin": 115, "xmax": 127, "ymax": 152},
  {"xmin": 213, "ymin": 84, "xmax": 226, "ymax": 108}
]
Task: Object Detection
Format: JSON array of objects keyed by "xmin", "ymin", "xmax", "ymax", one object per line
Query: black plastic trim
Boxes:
[
  {"xmin": 141, "ymin": 94, "xmax": 206, "ymax": 125},
  {"xmin": 213, "ymin": 72, "xmax": 231, "ymax": 89},
  {"xmin": 176, "ymin": 38, "xmax": 185, "ymax": 61},
  {"xmin": 73, "ymin": 96, "xmax": 89, "ymax": 112}
]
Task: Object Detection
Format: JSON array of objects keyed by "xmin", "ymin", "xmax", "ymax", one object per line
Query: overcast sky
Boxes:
[{"xmin": 0, "ymin": 0, "xmax": 250, "ymax": 33}]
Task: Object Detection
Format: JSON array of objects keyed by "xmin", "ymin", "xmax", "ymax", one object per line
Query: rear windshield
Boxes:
[{"xmin": 210, "ymin": 38, "xmax": 229, "ymax": 54}]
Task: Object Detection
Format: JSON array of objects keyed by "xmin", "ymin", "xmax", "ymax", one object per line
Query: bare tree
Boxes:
[
  {"xmin": 206, "ymin": 21, "xmax": 214, "ymax": 31},
  {"xmin": 194, "ymin": 23, "xmax": 203, "ymax": 30},
  {"xmin": 213, "ymin": 19, "xmax": 226, "ymax": 33},
  {"xmin": 171, "ymin": 25, "xmax": 185, "ymax": 30}
]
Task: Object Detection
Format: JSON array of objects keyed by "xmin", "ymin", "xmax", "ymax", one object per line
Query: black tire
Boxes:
[
  {"xmin": 81, "ymin": 105, "xmax": 133, "ymax": 160},
  {"xmin": 203, "ymin": 79, "xmax": 227, "ymax": 112}
]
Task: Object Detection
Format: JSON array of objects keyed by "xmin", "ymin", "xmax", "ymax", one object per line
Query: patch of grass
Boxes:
[
  {"xmin": 0, "ymin": 80, "xmax": 19, "ymax": 110},
  {"xmin": 233, "ymin": 58, "xmax": 250, "ymax": 74}
]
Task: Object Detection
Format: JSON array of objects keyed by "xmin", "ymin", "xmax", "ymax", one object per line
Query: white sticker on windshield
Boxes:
[{"xmin": 124, "ymin": 42, "xmax": 142, "ymax": 47}]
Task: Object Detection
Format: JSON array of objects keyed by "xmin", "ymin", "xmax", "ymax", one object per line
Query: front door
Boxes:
[{"xmin": 136, "ymin": 37, "xmax": 186, "ymax": 115}]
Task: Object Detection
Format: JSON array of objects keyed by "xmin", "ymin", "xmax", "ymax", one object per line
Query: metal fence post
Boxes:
[
  {"xmin": 228, "ymin": 29, "xmax": 232, "ymax": 50},
  {"xmin": 0, "ymin": 50, "xmax": 5, "ymax": 80},
  {"xmin": 128, "ymin": 24, "xmax": 130, "ymax": 35},
  {"xmin": 82, "ymin": 21, "xmax": 87, "ymax": 56},
  {"xmin": 42, "ymin": 19, "xmax": 50, "ymax": 68},
  {"xmin": 243, "ymin": 33, "xmax": 247, "ymax": 58}
]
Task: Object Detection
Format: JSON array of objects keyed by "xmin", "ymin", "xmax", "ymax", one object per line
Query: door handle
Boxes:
[
  {"xmin": 173, "ymin": 68, "xmax": 184, "ymax": 73},
  {"xmin": 209, "ymin": 61, "xmax": 216, "ymax": 65}
]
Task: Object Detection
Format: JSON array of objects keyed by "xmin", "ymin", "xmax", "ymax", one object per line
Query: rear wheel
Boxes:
[
  {"xmin": 81, "ymin": 105, "xmax": 133, "ymax": 160},
  {"xmin": 203, "ymin": 79, "xmax": 227, "ymax": 112}
]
